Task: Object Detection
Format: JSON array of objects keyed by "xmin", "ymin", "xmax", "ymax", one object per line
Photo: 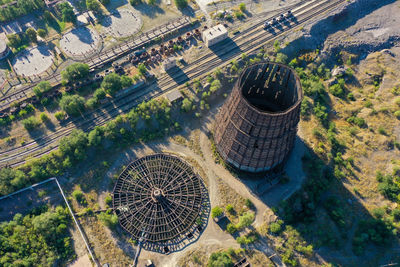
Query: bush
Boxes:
[
  {"xmin": 244, "ymin": 198, "xmax": 253, "ymax": 209},
  {"xmin": 238, "ymin": 3, "xmax": 246, "ymax": 12},
  {"xmin": 40, "ymin": 113, "xmax": 49, "ymax": 122},
  {"xmin": 181, "ymin": 98, "xmax": 193, "ymax": 112},
  {"xmin": 59, "ymin": 95, "xmax": 85, "ymax": 116},
  {"xmin": 98, "ymin": 211, "xmax": 118, "ymax": 229},
  {"xmin": 0, "ymin": 168, "xmax": 28, "ymax": 196},
  {"xmin": 210, "ymin": 79, "xmax": 222, "ymax": 93},
  {"xmin": 394, "ymin": 110, "xmax": 400, "ymax": 119},
  {"xmin": 211, "ymin": 206, "xmax": 223, "ymax": 218},
  {"xmin": 269, "ymin": 221, "xmax": 283, "ymax": 234},
  {"xmin": 226, "ymin": 223, "xmax": 237, "ymax": 234},
  {"xmin": 236, "ymin": 211, "xmax": 255, "ymax": 230},
  {"xmin": 353, "ymin": 218, "xmax": 393, "ymax": 254},
  {"xmin": 26, "ymin": 28, "xmax": 37, "ymax": 43},
  {"xmin": 72, "ymin": 189, "xmax": 85, "ymax": 203},
  {"xmin": 33, "ymin": 81, "xmax": 52, "ymax": 97},
  {"xmin": 376, "ymin": 172, "xmax": 400, "ymax": 201},
  {"xmin": 207, "ymin": 251, "xmax": 233, "ymax": 267},
  {"xmin": 22, "ymin": 116, "xmax": 40, "ymax": 131},
  {"xmin": 105, "ymin": 195, "xmax": 112, "ymax": 206},
  {"xmin": 55, "ymin": 111, "xmax": 66, "ymax": 121},
  {"xmin": 276, "ymin": 53, "xmax": 288, "ymax": 64},
  {"xmin": 378, "ymin": 126, "xmax": 387, "ymax": 135},
  {"xmin": 225, "ymin": 204, "xmax": 234, "ymax": 213},
  {"xmin": 37, "ymin": 28, "xmax": 47, "ymax": 38}
]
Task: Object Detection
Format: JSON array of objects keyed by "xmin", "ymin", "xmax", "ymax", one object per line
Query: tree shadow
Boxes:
[{"xmin": 134, "ymin": 2, "xmax": 165, "ymax": 19}]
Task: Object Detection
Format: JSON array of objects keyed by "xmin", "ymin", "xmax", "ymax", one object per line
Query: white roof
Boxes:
[{"xmin": 203, "ymin": 24, "xmax": 227, "ymax": 40}]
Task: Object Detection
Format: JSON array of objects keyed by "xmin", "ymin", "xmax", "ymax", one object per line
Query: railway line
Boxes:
[{"xmin": 1, "ymin": 0, "xmax": 345, "ymax": 167}]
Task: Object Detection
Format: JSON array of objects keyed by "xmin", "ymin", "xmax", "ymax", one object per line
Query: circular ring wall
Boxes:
[
  {"xmin": 112, "ymin": 154, "xmax": 208, "ymax": 253},
  {"xmin": 214, "ymin": 62, "xmax": 303, "ymax": 173}
]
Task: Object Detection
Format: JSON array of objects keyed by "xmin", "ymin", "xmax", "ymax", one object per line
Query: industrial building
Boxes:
[
  {"xmin": 112, "ymin": 154, "xmax": 208, "ymax": 253},
  {"xmin": 214, "ymin": 62, "xmax": 303, "ymax": 173},
  {"xmin": 202, "ymin": 24, "xmax": 228, "ymax": 47},
  {"xmin": 162, "ymin": 57, "xmax": 176, "ymax": 71}
]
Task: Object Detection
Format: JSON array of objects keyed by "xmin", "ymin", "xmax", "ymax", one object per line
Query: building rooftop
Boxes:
[
  {"xmin": 166, "ymin": 89, "xmax": 183, "ymax": 103},
  {"xmin": 203, "ymin": 24, "xmax": 227, "ymax": 40}
]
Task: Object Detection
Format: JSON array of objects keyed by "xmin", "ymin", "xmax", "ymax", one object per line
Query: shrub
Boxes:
[
  {"xmin": 394, "ymin": 110, "xmax": 400, "ymax": 119},
  {"xmin": 226, "ymin": 223, "xmax": 237, "ymax": 234},
  {"xmin": 97, "ymin": 211, "xmax": 118, "ymax": 229},
  {"xmin": 276, "ymin": 53, "xmax": 288, "ymax": 64},
  {"xmin": 181, "ymin": 98, "xmax": 193, "ymax": 112},
  {"xmin": 86, "ymin": 0, "xmax": 101, "ymax": 11},
  {"xmin": 72, "ymin": 189, "xmax": 84, "ymax": 203},
  {"xmin": 22, "ymin": 116, "xmax": 40, "ymax": 131},
  {"xmin": 236, "ymin": 211, "xmax": 255, "ymax": 229},
  {"xmin": 105, "ymin": 195, "xmax": 112, "ymax": 206},
  {"xmin": 376, "ymin": 172, "xmax": 400, "ymax": 201},
  {"xmin": 244, "ymin": 198, "xmax": 253, "ymax": 209},
  {"xmin": 378, "ymin": 126, "xmax": 387, "ymax": 135},
  {"xmin": 40, "ymin": 113, "xmax": 49, "ymax": 122},
  {"xmin": 55, "ymin": 111, "xmax": 66, "ymax": 121},
  {"xmin": 269, "ymin": 221, "xmax": 282, "ymax": 234},
  {"xmin": 238, "ymin": 3, "xmax": 246, "ymax": 12},
  {"xmin": 37, "ymin": 28, "xmax": 47, "ymax": 38},
  {"xmin": 207, "ymin": 251, "xmax": 232, "ymax": 267},
  {"xmin": 26, "ymin": 28, "xmax": 37, "ymax": 43},
  {"xmin": 211, "ymin": 206, "xmax": 223, "ymax": 218},
  {"xmin": 33, "ymin": 81, "xmax": 52, "ymax": 97},
  {"xmin": 225, "ymin": 204, "xmax": 234, "ymax": 213}
]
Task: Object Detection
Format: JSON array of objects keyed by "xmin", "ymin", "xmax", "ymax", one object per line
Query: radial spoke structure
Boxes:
[{"xmin": 113, "ymin": 154, "xmax": 207, "ymax": 251}]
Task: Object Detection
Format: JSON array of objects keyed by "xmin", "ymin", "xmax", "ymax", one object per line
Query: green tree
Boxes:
[
  {"xmin": 211, "ymin": 206, "xmax": 223, "ymax": 218},
  {"xmin": 238, "ymin": 3, "xmax": 246, "ymax": 12},
  {"xmin": 181, "ymin": 98, "xmax": 193, "ymax": 112},
  {"xmin": 59, "ymin": 129, "xmax": 88, "ymax": 161},
  {"xmin": 59, "ymin": 95, "xmax": 85, "ymax": 116},
  {"xmin": 0, "ymin": 168, "xmax": 27, "ymax": 196},
  {"xmin": 236, "ymin": 211, "xmax": 255, "ymax": 229},
  {"xmin": 86, "ymin": 0, "xmax": 101, "ymax": 11},
  {"xmin": 33, "ymin": 81, "xmax": 52, "ymax": 97},
  {"xmin": 37, "ymin": 28, "xmax": 47, "ymax": 38},
  {"xmin": 59, "ymin": 2, "xmax": 76, "ymax": 22},
  {"xmin": 61, "ymin": 63, "xmax": 90, "ymax": 82},
  {"xmin": 100, "ymin": 0, "xmax": 110, "ymax": 4},
  {"xmin": 88, "ymin": 127, "xmax": 102, "ymax": 146},
  {"xmin": 102, "ymin": 73, "xmax": 122, "ymax": 95},
  {"xmin": 22, "ymin": 116, "xmax": 40, "ymax": 131},
  {"xmin": 26, "ymin": 27, "xmax": 37, "ymax": 43},
  {"xmin": 174, "ymin": 0, "xmax": 188, "ymax": 9},
  {"xmin": 6, "ymin": 33, "xmax": 23, "ymax": 49},
  {"xmin": 137, "ymin": 63, "xmax": 147, "ymax": 76}
]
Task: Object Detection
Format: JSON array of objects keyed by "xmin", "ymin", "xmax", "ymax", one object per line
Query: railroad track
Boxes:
[{"xmin": 1, "ymin": 0, "xmax": 345, "ymax": 167}]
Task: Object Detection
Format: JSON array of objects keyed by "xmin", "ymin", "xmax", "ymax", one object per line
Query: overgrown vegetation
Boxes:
[{"xmin": 0, "ymin": 206, "xmax": 74, "ymax": 265}]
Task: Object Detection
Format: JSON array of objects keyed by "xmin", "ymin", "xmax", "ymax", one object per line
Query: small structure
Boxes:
[
  {"xmin": 2, "ymin": 21, "xmax": 22, "ymax": 35},
  {"xmin": 166, "ymin": 89, "xmax": 183, "ymax": 104},
  {"xmin": 162, "ymin": 57, "xmax": 176, "ymax": 71},
  {"xmin": 202, "ymin": 24, "xmax": 228, "ymax": 47}
]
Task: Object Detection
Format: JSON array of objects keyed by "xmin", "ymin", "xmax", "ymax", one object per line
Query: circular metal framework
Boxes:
[{"xmin": 113, "ymin": 154, "xmax": 207, "ymax": 252}]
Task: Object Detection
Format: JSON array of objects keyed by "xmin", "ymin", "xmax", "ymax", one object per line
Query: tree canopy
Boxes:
[
  {"xmin": 86, "ymin": 0, "xmax": 101, "ymax": 11},
  {"xmin": 61, "ymin": 63, "xmax": 90, "ymax": 83},
  {"xmin": 0, "ymin": 207, "xmax": 74, "ymax": 266},
  {"xmin": 208, "ymin": 251, "xmax": 233, "ymax": 267},
  {"xmin": 174, "ymin": 0, "xmax": 188, "ymax": 9},
  {"xmin": 33, "ymin": 81, "xmax": 52, "ymax": 97},
  {"xmin": 59, "ymin": 95, "xmax": 85, "ymax": 116},
  {"xmin": 59, "ymin": 2, "xmax": 76, "ymax": 23}
]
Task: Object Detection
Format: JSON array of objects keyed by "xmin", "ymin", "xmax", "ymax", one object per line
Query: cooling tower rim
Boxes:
[{"xmin": 238, "ymin": 61, "xmax": 303, "ymax": 116}]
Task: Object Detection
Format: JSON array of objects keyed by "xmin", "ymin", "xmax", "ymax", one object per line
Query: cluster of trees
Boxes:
[
  {"xmin": 101, "ymin": 73, "xmax": 133, "ymax": 95},
  {"xmin": 376, "ymin": 171, "xmax": 400, "ymax": 202},
  {"xmin": 0, "ymin": 206, "xmax": 74, "ymax": 265},
  {"xmin": 0, "ymin": 97, "xmax": 176, "ymax": 196},
  {"xmin": 58, "ymin": 2, "xmax": 76, "ymax": 23},
  {"xmin": 7, "ymin": 27, "xmax": 38, "ymax": 50},
  {"xmin": 86, "ymin": 0, "xmax": 101, "ymax": 12},
  {"xmin": 0, "ymin": 0, "xmax": 45, "ymax": 22}
]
